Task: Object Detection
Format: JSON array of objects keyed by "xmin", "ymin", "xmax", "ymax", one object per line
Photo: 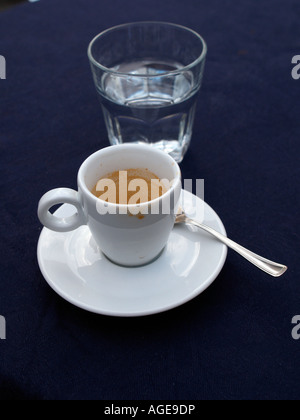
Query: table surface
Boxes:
[{"xmin": 0, "ymin": 0, "xmax": 299, "ymax": 400}]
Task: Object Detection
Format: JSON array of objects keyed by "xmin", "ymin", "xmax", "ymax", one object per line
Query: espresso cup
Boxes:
[{"xmin": 38, "ymin": 144, "xmax": 182, "ymax": 267}]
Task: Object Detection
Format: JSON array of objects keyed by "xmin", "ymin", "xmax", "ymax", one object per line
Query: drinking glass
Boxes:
[{"xmin": 88, "ymin": 22, "xmax": 207, "ymax": 163}]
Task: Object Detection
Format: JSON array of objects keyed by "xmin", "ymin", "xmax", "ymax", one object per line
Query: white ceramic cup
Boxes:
[{"xmin": 38, "ymin": 144, "xmax": 182, "ymax": 267}]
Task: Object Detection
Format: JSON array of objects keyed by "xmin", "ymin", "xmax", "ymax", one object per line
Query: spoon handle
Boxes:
[{"xmin": 184, "ymin": 218, "xmax": 287, "ymax": 277}]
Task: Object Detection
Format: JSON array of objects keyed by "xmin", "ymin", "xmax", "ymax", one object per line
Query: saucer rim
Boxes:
[{"xmin": 37, "ymin": 191, "xmax": 228, "ymax": 317}]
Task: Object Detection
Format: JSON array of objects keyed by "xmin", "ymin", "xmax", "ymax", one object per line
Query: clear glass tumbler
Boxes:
[{"xmin": 88, "ymin": 22, "xmax": 207, "ymax": 162}]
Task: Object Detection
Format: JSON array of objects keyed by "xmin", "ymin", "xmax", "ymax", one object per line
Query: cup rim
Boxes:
[
  {"xmin": 87, "ymin": 21, "xmax": 207, "ymax": 78},
  {"xmin": 78, "ymin": 144, "xmax": 182, "ymax": 210}
]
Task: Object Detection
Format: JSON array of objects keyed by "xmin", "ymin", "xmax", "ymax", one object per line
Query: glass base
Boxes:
[{"xmin": 109, "ymin": 139, "xmax": 189, "ymax": 163}]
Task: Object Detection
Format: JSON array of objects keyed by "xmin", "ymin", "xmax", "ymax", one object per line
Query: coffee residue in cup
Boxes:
[{"xmin": 91, "ymin": 168, "xmax": 168, "ymax": 205}]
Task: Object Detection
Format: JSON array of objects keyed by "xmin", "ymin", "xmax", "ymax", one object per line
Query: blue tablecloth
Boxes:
[{"xmin": 0, "ymin": 0, "xmax": 299, "ymax": 400}]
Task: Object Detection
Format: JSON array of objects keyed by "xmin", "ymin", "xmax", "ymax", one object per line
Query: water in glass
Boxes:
[{"xmin": 98, "ymin": 59, "xmax": 198, "ymax": 162}]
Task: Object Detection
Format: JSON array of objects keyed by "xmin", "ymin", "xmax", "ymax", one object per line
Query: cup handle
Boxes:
[{"xmin": 38, "ymin": 188, "xmax": 86, "ymax": 232}]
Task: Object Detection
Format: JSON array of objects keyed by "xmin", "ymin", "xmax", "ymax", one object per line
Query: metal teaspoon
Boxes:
[{"xmin": 175, "ymin": 211, "xmax": 287, "ymax": 277}]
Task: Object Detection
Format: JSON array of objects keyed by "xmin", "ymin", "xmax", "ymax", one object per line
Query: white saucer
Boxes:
[{"xmin": 37, "ymin": 190, "xmax": 227, "ymax": 317}]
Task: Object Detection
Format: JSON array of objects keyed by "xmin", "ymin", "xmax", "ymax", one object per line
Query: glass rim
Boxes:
[{"xmin": 87, "ymin": 21, "xmax": 207, "ymax": 78}]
